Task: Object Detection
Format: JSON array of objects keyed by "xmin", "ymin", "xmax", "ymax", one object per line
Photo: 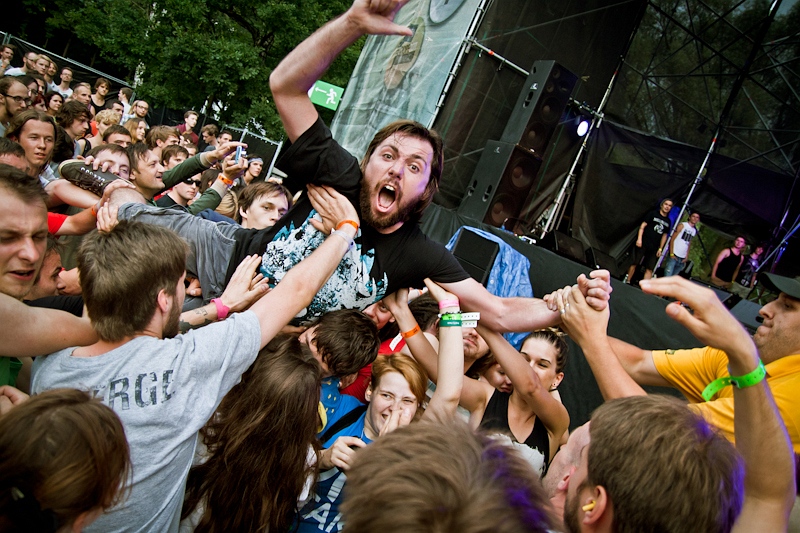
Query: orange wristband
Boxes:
[
  {"xmin": 401, "ymin": 324, "xmax": 420, "ymax": 339},
  {"xmin": 91, "ymin": 204, "xmax": 98, "ymax": 217},
  {"xmin": 335, "ymin": 219, "xmax": 359, "ymax": 232}
]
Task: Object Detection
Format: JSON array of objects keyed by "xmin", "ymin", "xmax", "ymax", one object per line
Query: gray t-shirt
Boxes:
[{"xmin": 30, "ymin": 311, "xmax": 261, "ymax": 533}]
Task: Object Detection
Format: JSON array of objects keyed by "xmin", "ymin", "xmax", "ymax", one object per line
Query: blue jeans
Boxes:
[{"xmin": 663, "ymin": 256, "xmax": 685, "ymax": 277}]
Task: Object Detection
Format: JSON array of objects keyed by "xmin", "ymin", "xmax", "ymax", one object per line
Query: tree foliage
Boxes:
[{"xmin": 30, "ymin": 0, "xmax": 363, "ymax": 138}]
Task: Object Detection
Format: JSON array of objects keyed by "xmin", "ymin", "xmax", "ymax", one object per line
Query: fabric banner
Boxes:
[{"xmin": 331, "ymin": 0, "xmax": 482, "ymax": 158}]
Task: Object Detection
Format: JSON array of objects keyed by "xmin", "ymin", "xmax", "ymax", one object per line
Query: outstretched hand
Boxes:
[
  {"xmin": 308, "ymin": 184, "xmax": 359, "ymax": 235},
  {"xmin": 639, "ymin": 277, "xmax": 756, "ymax": 367},
  {"xmin": 558, "ymin": 284, "xmax": 610, "ymax": 348},
  {"xmin": 0, "ymin": 385, "xmax": 29, "ymax": 416},
  {"xmin": 577, "ymin": 269, "xmax": 612, "ymax": 311},
  {"xmin": 382, "ymin": 288, "xmax": 410, "ymax": 318},
  {"xmin": 345, "ymin": 0, "xmax": 414, "ymax": 36},
  {"xmin": 207, "ymin": 141, "xmax": 247, "ymax": 166},
  {"xmin": 219, "ymin": 254, "xmax": 270, "ymax": 313}
]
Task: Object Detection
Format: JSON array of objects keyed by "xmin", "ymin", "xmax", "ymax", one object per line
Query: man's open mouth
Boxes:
[{"xmin": 377, "ymin": 185, "xmax": 397, "ymax": 211}]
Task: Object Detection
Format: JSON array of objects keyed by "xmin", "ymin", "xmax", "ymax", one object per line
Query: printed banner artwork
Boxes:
[{"xmin": 331, "ymin": 0, "xmax": 482, "ymax": 158}]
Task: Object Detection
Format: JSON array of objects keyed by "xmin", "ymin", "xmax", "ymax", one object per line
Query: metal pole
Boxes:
[
  {"xmin": 535, "ymin": 0, "xmax": 648, "ymax": 238},
  {"xmin": 266, "ymin": 140, "xmax": 283, "ymax": 179},
  {"xmin": 655, "ymin": 0, "xmax": 783, "ymax": 272},
  {"xmin": 429, "ymin": 0, "xmax": 491, "ymax": 128}
]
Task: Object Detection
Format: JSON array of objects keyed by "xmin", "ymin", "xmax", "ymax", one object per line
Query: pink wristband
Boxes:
[
  {"xmin": 211, "ymin": 298, "xmax": 230, "ymax": 320},
  {"xmin": 438, "ymin": 299, "xmax": 459, "ymax": 310}
]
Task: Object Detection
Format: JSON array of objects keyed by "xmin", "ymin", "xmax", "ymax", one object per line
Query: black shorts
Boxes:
[{"xmin": 632, "ymin": 246, "xmax": 659, "ymax": 271}]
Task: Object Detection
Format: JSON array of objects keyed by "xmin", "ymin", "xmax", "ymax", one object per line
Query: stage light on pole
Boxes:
[{"xmin": 576, "ymin": 119, "xmax": 590, "ymax": 137}]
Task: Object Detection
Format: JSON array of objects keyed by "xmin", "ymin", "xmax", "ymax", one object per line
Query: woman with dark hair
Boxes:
[
  {"xmin": 0, "ymin": 388, "xmax": 130, "ymax": 533},
  {"xmin": 44, "ymin": 91, "xmax": 63, "ymax": 117},
  {"xmin": 123, "ymin": 117, "xmax": 147, "ymax": 144},
  {"xmin": 181, "ymin": 335, "xmax": 323, "ymax": 532}
]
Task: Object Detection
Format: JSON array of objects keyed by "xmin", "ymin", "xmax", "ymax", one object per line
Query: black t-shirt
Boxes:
[
  {"xmin": 641, "ymin": 209, "xmax": 671, "ymax": 250},
  {"xmin": 25, "ymin": 295, "xmax": 84, "ymax": 317},
  {"xmin": 227, "ymin": 118, "xmax": 467, "ymax": 323}
]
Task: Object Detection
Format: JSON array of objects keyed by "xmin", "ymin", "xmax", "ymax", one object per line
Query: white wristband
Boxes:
[{"xmin": 330, "ymin": 229, "xmax": 354, "ymax": 250}]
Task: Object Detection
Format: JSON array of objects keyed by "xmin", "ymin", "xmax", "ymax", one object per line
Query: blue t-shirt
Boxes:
[{"xmin": 297, "ymin": 379, "xmax": 372, "ymax": 532}]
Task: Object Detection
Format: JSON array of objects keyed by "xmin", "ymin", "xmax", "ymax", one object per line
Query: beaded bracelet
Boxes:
[{"xmin": 701, "ymin": 360, "xmax": 766, "ymax": 401}]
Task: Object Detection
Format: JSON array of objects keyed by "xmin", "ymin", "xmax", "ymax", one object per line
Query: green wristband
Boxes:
[
  {"xmin": 701, "ymin": 360, "xmax": 766, "ymax": 401},
  {"xmin": 439, "ymin": 319, "xmax": 462, "ymax": 327},
  {"xmin": 439, "ymin": 313, "xmax": 462, "ymax": 321}
]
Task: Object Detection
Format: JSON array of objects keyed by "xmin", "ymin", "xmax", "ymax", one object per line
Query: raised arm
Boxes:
[
  {"xmin": 475, "ymin": 324, "xmax": 569, "ymax": 439},
  {"xmin": 269, "ymin": 0, "xmax": 412, "ymax": 142},
  {"xmin": 442, "ymin": 270, "xmax": 611, "ymax": 333},
  {"xmin": 0, "ymin": 293, "xmax": 97, "ymax": 357},
  {"xmin": 639, "ymin": 277, "xmax": 795, "ymax": 532},
  {"xmin": 249, "ymin": 186, "xmax": 359, "ymax": 347},
  {"xmin": 179, "ymin": 255, "xmax": 269, "ymax": 333},
  {"xmin": 383, "ymin": 284, "xmax": 489, "ymax": 415},
  {"xmin": 420, "ymin": 279, "xmax": 463, "ymax": 419},
  {"xmin": 558, "ymin": 287, "xmax": 647, "ymax": 400}
]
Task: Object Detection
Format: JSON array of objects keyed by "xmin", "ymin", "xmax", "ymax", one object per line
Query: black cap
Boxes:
[{"xmin": 760, "ymin": 273, "xmax": 800, "ymax": 299}]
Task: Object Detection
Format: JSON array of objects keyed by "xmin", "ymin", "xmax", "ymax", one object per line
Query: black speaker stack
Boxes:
[{"xmin": 458, "ymin": 60, "xmax": 577, "ymax": 227}]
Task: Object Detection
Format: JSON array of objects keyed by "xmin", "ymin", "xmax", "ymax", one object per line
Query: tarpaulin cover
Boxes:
[{"xmin": 446, "ymin": 226, "xmax": 533, "ymax": 349}]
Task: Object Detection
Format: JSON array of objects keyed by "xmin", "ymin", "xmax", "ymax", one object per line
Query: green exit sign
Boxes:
[{"xmin": 308, "ymin": 80, "xmax": 344, "ymax": 110}]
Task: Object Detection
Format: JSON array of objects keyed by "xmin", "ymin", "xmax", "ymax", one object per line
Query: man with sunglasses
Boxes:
[
  {"xmin": 0, "ymin": 77, "xmax": 31, "ymax": 137},
  {"xmin": 156, "ymin": 174, "xmax": 201, "ymax": 210}
]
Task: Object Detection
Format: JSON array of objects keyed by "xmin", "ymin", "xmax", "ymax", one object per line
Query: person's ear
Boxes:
[
  {"xmin": 364, "ymin": 386, "xmax": 372, "ymax": 402},
  {"xmin": 156, "ymin": 288, "xmax": 172, "ymax": 314},
  {"xmin": 582, "ymin": 485, "xmax": 608, "ymax": 526},
  {"xmin": 552, "ymin": 371, "xmax": 565, "ymax": 390},
  {"xmin": 239, "ymin": 206, "xmax": 248, "ymax": 222}
]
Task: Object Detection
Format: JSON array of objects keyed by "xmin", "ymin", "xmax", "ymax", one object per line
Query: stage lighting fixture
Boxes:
[{"xmin": 576, "ymin": 119, "xmax": 590, "ymax": 137}]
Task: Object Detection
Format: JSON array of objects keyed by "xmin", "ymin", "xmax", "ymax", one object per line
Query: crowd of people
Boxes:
[{"xmin": 0, "ymin": 0, "xmax": 798, "ymax": 531}]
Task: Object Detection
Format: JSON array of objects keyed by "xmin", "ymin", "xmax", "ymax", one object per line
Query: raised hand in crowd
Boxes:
[
  {"xmin": 0, "ymin": 385, "xmax": 29, "ymax": 415},
  {"xmin": 204, "ymin": 141, "xmax": 247, "ymax": 167},
  {"xmin": 638, "ymin": 277, "xmax": 795, "ymax": 532},
  {"xmin": 178, "ymin": 254, "xmax": 270, "ymax": 332},
  {"xmin": 96, "ymin": 201, "xmax": 119, "ymax": 233},
  {"xmin": 308, "ymin": 184, "xmax": 358, "ymax": 235},
  {"xmin": 220, "ymin": 151, "xmax": 247, "ymax": 182}
]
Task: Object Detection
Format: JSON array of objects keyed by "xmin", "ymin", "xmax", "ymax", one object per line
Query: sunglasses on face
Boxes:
[{"xmin": 182, "ymin": 178, "xmax": 201, "ymax": 186}]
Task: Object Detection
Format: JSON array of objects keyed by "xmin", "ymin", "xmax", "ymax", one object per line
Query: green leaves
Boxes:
[{"xmin": 38, "ymin": 0, "xmax": 361, "ymax": 139}]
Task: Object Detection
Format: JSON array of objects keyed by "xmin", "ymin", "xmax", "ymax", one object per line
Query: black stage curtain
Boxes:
[{"xmin": 420, "ymin": 204, "xmax": 695, "ymax": 429}]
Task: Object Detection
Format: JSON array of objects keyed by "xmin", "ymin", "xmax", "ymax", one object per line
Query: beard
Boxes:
[
  {"xmin": 562, "ymin": 489, "xmax": 582, "ymax": 533},
  {"xmin": 162, "ymin": 299, "xmax": 182, "ymax": 339},
  {"xmin": 359, "ymin": 180, "xmax": 418, "ymax": 230}
]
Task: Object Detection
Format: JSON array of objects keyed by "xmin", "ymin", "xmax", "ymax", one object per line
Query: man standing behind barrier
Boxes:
[
  {"xmin": 625, "ymin": 198, "xmax": 672, "ymax": 283},
  {"xmin": 663, "ymin": 210, "xmax": 699, "ymax": 277}
]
